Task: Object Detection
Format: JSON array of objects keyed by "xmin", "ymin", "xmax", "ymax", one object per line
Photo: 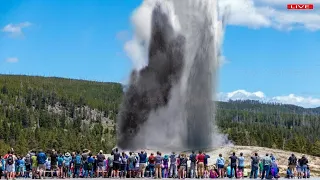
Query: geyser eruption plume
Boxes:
[{"xmin": 117, "ymin": 0, "xmax": 229, "ymax": 151}]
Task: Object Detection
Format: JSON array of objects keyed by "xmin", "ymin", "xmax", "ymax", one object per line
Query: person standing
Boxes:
[
  {"xmin": 229, "ymin": 152, "xmax": 238, "ymax": 178},
  {"xmin": 37, "ymin": 149, "xmax": 47, "ymax": 179},
  {"xmin": 250, "ymin": 153, "xmax": 259, "ymax": 179},
  {"xmin": 288, "ymin": 154, "xmax": 297, "ymax": 178},
  {"xmin": 73, "ymin": 151, "xmax": 82, "ymax": 178},
  {"xmin": 25, "ymin": 154, "xmax": 32, "ymax": 178},
  {"xmin": 216, "ymin": 154, "xmax": 225, "ymax": 178},
  {"xmin": 204, "ymin": 153, "xmax": 210, "ymax": 178},
  {"xmin": 300, "ymin": 155, "xmax": 308, "ymax": 178},
  {"xmin": 189, "ymin": 151, "xmax": 197, "ymax": 178},
  {"xmin": 31, "ymin": 151, "xmax": 38, "ymax": 179},
  {"xmin": 113, "ymin": 148, "xmax": 121, "ymax": 178},
  {"xmin": 148, "ymin": 153, "xmax": 156, "ymax": 178},
  {"xmin": 179, "ymin": 153, "xmax": 188, "ymax": 179},
  {"xmin": 261, "ymin": 153, "xmax": 272, "ymax": 179},
  {"xmin": 57, "ymin": 153, "xmax": 64, "ymax": 178},
  {"xmin": 238, "ymin": 152, "xmax": 245, "ymax": 178},
  {"xmin": 63, "ymin": 152, "xmax": 72, "ymax": 178},
  {"xmin": 96, "ymin": 150, "xmax": 105, "ymax": 177},
  {"xmin": 169, "ymin": 152, "xmax": 177, "ymax": 178},
  {"xmin": 138, "ymin": 150, "xmax": 147, "ymax": 178},
  {"xmin": 50, "ymin": 149, "xmax": 58, "ymax": 178},
  {"xmin": 82, "ymin": 149, "xmax": 90, "ymax": 178},
  {"xmin": 196, "ymin": 151, "xmax": 205, "ymax": 178},
  {"xmin": 155, "ymin": 151, "xmax": 163, "ymax": 179}
]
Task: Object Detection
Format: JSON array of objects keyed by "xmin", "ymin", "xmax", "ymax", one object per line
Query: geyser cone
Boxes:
[{"xmin": 117, "ymin": 3, "xmax": 185, "ymax": 150}]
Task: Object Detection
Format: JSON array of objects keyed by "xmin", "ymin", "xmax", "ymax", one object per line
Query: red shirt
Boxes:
[
  {"xmin": 149, "ymin": 155, "xmax": 155, "ymax": 164},
  {"xmin": 196, "ymin": 154, "xmax": 205, "ymax": 163}
]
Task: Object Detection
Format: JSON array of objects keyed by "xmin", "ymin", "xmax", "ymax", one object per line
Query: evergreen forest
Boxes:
[{"xmin": 1, "ymin": 75, "xmax": 320, "ymax": 156}]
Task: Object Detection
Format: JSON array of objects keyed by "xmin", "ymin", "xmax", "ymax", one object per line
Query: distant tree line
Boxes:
[{"xmin": 1, "ymin": 75, "xmax": 320, "ymax": 157}]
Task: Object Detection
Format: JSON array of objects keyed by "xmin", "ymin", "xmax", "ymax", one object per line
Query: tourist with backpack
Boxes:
[
  {"xmin": 216, "ymin": 154, "xmax": 225, "ymax": 178},
  {"xmin": 189, "ymin": 151, "xmax": 197, "ymax": 178},
  {"xmin": 57, "ymin": 153, "xmax": 64, "ymax": 178},
  {"xmin": 82, "ymin": 149, "xmax": 90, "ymax": 178},
  {"xmin": 148, "ymin": 153, "xmax": 156, "ymax": 178},
  {"xmin": 24, "ymin": 154, "xmax": 31, "ymax": 178},
  {"xmin": 107, "ymin": 154, "xmax": 114, "ymax": 178},
  {"xmin": 86, "ymin": 153, "xmax": 94, "ymax": 178},
  {"xmin": 120, "ymin": 152, "xmax": 128, "ymax": 178},
  {"xmin": 128, "ymin": 152, "xmax": 137, "ymax": 178},
  {"xmin": 37, "ymin": 149, "xmax": 47, "ymax": 179},
  {"xmin": 138, "ymin": 150, "xmax": 147, "ymax": 178},
  {"xmin": 96, "ymin": 150, "xmax": 105, "ymax": 177},
  {"xmin": 169, "ymin": 152, "xmax": 177, "ymax": 178},
  {"xmin": 238, "ymin": 152, "xmax": 245, "ymax": 178},
  {"xmin": 154, "ymin": 151, "xmax": 163, "ymax": 179},
  {"xmin": 250, "ymin": 152, "xmax": 260, "ymax": 179},
  {"xmin": 73, "ymin": 151, "xmax": 82, "ymax": 178},
  {"xmin": 288, "ymin": 154, "xmax": 297, "ymax": 178},
  {"xmin": 62, "ymin": 152, "xmax": 71, "ymax": 178},
  {"xmin": 6, "ymin": 152, "xmax": 15, "ymax": 180}
]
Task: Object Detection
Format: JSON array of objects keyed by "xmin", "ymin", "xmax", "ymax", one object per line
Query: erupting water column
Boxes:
[{"xmin": 117, "ymin": 0, "xmax": 228, "ymax": 151}]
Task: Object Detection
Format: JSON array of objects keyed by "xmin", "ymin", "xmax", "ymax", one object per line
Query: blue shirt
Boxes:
[
  {"xmin": 189, "ymin": 154, "xmax": 196, "ymax": 162},
  {"xmin": 238, "ymin": 156, "xmax": 245, "ymax": 167},
  {"xmin": 64, "ymin": 156, "xmax": 72, "ymax": 166},
  {"xmin": 216, "ymin": 157, "xmax": 225, "ymax": 165},
  {"xmin": 37, "ymin": 152, "xmax": 47, "ymax": 165},
  {"xmin": 58, "ymin": 156, "xmax": 64, "ymax": 167},
  {"xmin": 87, "ymin": 156, "xmax": 94, "ymax": 164},
  {"xmin": 226, "ymin": 166, "xmax": 232, "ymax": 176},
  {"xmin": 139, "ymin": 153, "xmax": 147, "ymax": 163},
  {"xmin": 1, "ymin": 159, "xmax": 6, "ymax": 170},
  {"xmin": 19, "ymin": 159, "xmax": 25, "ymax": 167}
]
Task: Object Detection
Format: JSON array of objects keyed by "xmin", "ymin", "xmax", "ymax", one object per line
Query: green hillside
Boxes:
[
  {"xmin": 0, "ymin": 75, "xmax": 122, "ymax": 154},
  {"xmin": 1, "ymin": 75, "xmax": 320, "ymax": 156}
]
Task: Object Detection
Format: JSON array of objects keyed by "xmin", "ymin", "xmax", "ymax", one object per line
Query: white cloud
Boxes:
[
  {"xmin": 219, "ymin": 0, "xmax": 320, "ymax": 31},
  {"xmin": 218, "ymin": 89, "xmax": 320, "ymax": 108},
  {"xmin": 2, "ymin": 22, "xmax": 32, "ymax": 37},
  {"xmin": 5, "ymin": 57, "xmax": 19, "ymax": 63}
]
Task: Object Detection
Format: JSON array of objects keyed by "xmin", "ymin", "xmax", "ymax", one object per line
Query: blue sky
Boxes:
[{"xmin": 0, "ymin": 0, "xmax": 320, "ymax": 107}]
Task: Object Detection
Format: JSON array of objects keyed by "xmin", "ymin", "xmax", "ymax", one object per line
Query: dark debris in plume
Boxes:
[{"xmin": 117, "ymin": 4, "xmax": 185, "ymax": 150}]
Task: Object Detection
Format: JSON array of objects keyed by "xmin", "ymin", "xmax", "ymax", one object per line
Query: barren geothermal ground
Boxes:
[{"xmin": 106, "ymin": 146, "xmax": 320, "ymax": 177}]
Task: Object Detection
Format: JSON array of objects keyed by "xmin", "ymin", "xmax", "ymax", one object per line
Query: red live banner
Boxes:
[{"xmin": 287, "ymin": 4, "xmax": 314, "ymax": 10}]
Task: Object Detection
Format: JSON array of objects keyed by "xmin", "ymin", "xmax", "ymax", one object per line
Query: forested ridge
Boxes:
[
  {"xmin": 0, "ymin": 75, "xmax": 122, "ymax": 155},
  {"xmin": 1, "ymin": 75, "xmax": 320, "ymax": 156}
]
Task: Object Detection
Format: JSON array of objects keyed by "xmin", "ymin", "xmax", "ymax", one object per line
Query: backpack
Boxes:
[
  {"xmin": 108, "ymin": 157, "xmax": 113, "ymax": 167},
  {"xmin": 7, "ymin": 155, "xmax": 13, "ymax": 165},
  {"xmin": 289, "ymin": 157, "xmax": 297, "ymax": 165},
  {"xmin": 190, "ymin": 154, "xmax": 196, "ymax": 162},
  {"xmin": 25, "ymin": 156, "xmax": 31, "ymax": 165},
  {"xmin": 149, "ymin": 156, "xmax": 155, "ymax": 163},
  {"xmin": 58, "ymin": 157, "xmax": 64, "ymax": 166},
  {"xmin": 252, "ymin": 156, "xmax": 259, "ymax": 167},
  {"xmin": 121, "ymin": 156, "xmax": 127, "ymax": 164},
  {"xmin": 75, "ymin": 155, "xmax": 82, "ymax": 165}
]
